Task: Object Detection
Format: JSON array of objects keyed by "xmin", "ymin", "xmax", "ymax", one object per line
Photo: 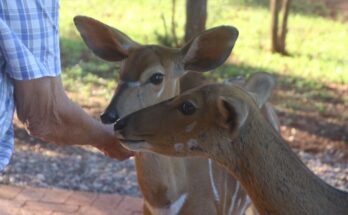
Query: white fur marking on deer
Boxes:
[
  {"xmin": 229, "ymin": 181, "xmax": 240, "ymax": 214},
  {"xmin": 151, "ymin": 193, "xmax": 188, "ymax": 215},
  {"xmin": 123, "ymin": 141, "xmax": 151, "ymax": 152},
  {"xmin": 208, "ymin": 159, "xmax": 221, "ymax": 202},
  {"xmin": 185, "ymin": 121, "xmax": 197, "ymax": 133},
  {"xmin": 187, "ymin": 139, "xmax": 198, "ymax": 150},
  {"xmin": 169, "ymin": 193, "xmax": 188, "ymax": 215},
  {"xmin": 240, "ymin": 197, "xmax": 252, "ymax": 215},
  {"xmin": 145, "ymin": 193, "xmax": 187, "ymax": 215},
  {"xmin": 157, "ymin": 83, "xmax": 165, "ymax": 98},
  {"xmin": 122, "ymin": 81, "xmax": 141, "ymax": 88},
  {"xmin": 174, "ymin": 143, "xmax": 185, "ymax": 152}
]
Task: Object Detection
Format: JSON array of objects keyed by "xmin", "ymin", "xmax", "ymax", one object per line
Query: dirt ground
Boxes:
[
  {"xmin": 324, "ymin": 0, "xmax": 348, "ymax": 21},
  {"xmin": 274, "ymin": 82, "xmax": 348, "ymax": 161}
]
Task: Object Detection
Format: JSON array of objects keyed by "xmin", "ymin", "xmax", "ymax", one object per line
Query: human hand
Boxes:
[
  {"xmin": 95, "ymin": 127, "xmax": 134, "ymax": 160},
  {"xmin": 96, "ymin": 140, "xmax": 134, "ymax": 160}
]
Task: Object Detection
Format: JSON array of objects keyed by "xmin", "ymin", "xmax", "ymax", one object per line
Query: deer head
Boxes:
[
  {"xmin": 114, "ymin": 74, "xmax": 348, "ymax": 215},
  {"xmin": 114, "ymin": 73, "xmax": 276, "ymax": 158},
  {"xmin": 74, "ymin": 16, "xmax": 239, "ymax": 123}
]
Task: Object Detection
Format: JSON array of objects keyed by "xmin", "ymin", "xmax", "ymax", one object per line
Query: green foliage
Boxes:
[{"xmin": 154, "ymin": 31, "xmax": 179, "ymax": 48}]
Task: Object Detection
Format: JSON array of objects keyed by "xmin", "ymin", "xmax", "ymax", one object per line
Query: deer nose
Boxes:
[
  {"xmin": 100, "ymin": 111, "xmax": 119, "ymax": 124},
  {"xmin": 114, "ymin": 118, "xmax": 127, "ymax": 131}
]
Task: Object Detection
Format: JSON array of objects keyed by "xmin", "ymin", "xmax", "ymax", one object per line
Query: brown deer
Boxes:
[
  {"xmin": 74, "ymin": 16, "xmax": 277, "ymax": 215},
  {"xmin": 114, "ymin": 80, "xmax": 348, "ymax": 215}
]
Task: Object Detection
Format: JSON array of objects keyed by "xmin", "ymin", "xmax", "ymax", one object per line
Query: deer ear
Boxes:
[
  {"xmin": 181, "ymin": 26, "xmax": 239, "ymax": 72},
  {"xmin": 216, "ymin": 96, "xmax": 248, "ymax": 129},
  {"xmin": 245, "ymin": 73, "xmax": 275, "ymax": 108},
  {"xmin": 74, "ymin": 16, "xmax": 139, "ymax": 61}
]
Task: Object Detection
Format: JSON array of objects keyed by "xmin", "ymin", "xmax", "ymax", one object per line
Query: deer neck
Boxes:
[{"xmin": 212, "ymin": 112, "xmax": 348, "ymax": 215}]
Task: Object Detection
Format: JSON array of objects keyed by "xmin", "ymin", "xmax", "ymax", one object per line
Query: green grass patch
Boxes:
[{"xmin": 60, "ymin": 0, "xmax": 348, "ymax": 99}]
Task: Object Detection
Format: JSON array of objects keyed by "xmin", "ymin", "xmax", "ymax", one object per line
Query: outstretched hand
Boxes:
[
  {"xmin": 94, "ymin": 125, "xmax": 134, "ymax": 160},
  {"xmin": 96, "ymin": 139, "xmax": 134, "ymax": 160},
  {"xmin": 14, "ymin": 76, "xmax": 134, "ymax": 161}
]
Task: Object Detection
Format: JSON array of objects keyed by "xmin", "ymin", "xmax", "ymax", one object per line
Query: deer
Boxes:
[
  {"xmin": 114, "ymin": 78, "xmax": 348, "ymax": 215},
  {"xmin": 74, "ymin": 16, "xmax": 279, "ymax": 215}
]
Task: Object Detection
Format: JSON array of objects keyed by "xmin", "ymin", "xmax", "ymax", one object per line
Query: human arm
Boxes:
[{"xmin": 14, "ymin": 76, "xmax": 133, "ymax": 160}]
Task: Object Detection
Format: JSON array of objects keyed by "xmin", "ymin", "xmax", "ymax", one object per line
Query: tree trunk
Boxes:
[
  {"xmin": 171, "ymin": 0, "xmax": 180, "ymax": 47},
  {"xmin": 270, "ymin": 0, "xmax": 291, "ymax": 55},
  {"xmin": 185, "ymin": 0, "xmax": 207, "ymax": 43},
  {"xmin": 278, "ymin": 0, "xmax": 291, "ymax": 54},
  {"xmin": 270, "ymin": 0, "xmax": 280, "ymax": 53}
]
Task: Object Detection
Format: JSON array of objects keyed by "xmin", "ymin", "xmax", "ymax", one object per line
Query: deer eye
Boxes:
[
  {"xmin": 149, "ymin": 73, "xmax": 164, "ymax": 85},
  {"xmin": 179, "ymin": 101, "xmax": 196, "ymax": 115}
]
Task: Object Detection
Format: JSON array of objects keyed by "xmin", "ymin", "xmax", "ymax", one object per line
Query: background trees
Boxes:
[
  {"xmin": 270, "ymin": 0, "xmax": 291, "ymax": 55},
  {"xmin": 185, "ymin": 0, "xmax": 207, "ymax": 42}
]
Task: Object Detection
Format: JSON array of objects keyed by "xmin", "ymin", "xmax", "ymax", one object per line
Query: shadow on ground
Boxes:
[
  {"xmin": 214, "ymin": 63, "xmax": 348, "ymax": 154},
  {"xmin": 0, "ymin": 125, "xmax": 139, "ymax": 196}
]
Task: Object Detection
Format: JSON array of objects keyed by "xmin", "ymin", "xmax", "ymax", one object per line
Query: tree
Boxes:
[
  {"xmin": 270, "ymin": 0, "xmax": 291, "ymax": 55},
  {"xmin": 185, "ymin": 0, "xmax": 207, "ymax": 43},
  {"xmin": 156, "ymin": 0, "xmax": 207, "ymax": 47}
]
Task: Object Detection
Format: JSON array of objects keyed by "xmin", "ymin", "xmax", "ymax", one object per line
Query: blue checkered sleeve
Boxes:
[
  {"xmin": 0, "ymin": 0, "xmax": 61, "ymax": 79},
  {"xmin": 0, "ymin": 0, "xmax": 61, "ymax": 170}
]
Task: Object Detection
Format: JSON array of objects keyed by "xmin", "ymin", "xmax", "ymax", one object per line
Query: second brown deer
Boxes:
[{"xmin": 115, "ymin": 79, "xmax": 348, "ymax": 215}]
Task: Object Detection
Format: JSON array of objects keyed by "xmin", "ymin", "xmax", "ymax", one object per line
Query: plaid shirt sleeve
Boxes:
[
  {"xmin": 0, "ymin": 0, "xmax": 61, "ymax": 80},
  {"xmin": 0, "ymin": 0, "xmax": 61, "ymax": 170}
]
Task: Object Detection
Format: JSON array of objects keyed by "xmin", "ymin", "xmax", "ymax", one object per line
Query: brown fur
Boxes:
[
  {"xmin": 117, "ymin": 83, "xmax": 348, "ymax": 215},
  {"xmin": 120, "ymin": 46, "xmax": 178, "ymax": 81}
]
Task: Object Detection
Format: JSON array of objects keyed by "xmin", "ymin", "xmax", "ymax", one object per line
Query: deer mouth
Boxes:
[
  {"xmin": 119, "ymin": 138, "xmax": 146, "ymax": 144},
  {"xmin": 115, "ymin": 132, "xmax": 153, "ymax": 152}
]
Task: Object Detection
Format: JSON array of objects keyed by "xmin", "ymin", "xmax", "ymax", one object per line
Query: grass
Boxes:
[{"xmin": 59, "ymin": 0, "xmax": 348, "ymax": 100}]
